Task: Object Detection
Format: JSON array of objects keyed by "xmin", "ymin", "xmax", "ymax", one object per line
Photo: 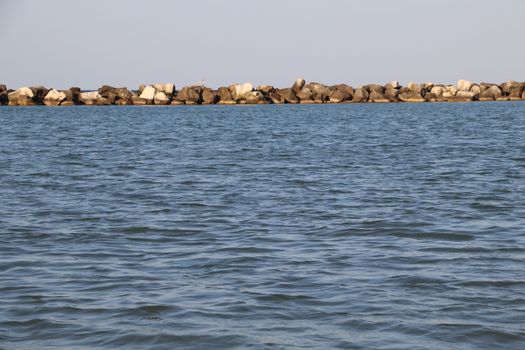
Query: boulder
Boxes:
[
  {"xmin": 430, "ymin": 86, "xmax": 446, "ymax": 97},
  {"xmin": 385, "ymin": 81, "xmax": 400, "ymax": 90},
  {"xmin": 257, "ymin": 85, "xmax": 274, "ymax": 94},
  {"xmin": 398, "ymin": 91, "xmax": 425, "ymax": 103},
  {"xmin": 425, "ymin": 93, "xmax": 439, "ymax": 102},
  {"xmin": 407, "ymin": 82, "xmax": 421, "ymax": 93},
  {"xmin": 384, "ymin": 88, "xmax": 399, "ymax": 101},
  {"xmin": 304, "ymin": 82, "xmax": 331, "ymax": 103},
  {"xmin": 296, "ymin": 88, "xmax": 313, "ymax": 103},
  {"xmin": 365, "ymin": 84, "xmax": 384, "ymax": 94},
  {"xmin": 98, "ymin": 85, "xmax": 133, "ymax": 104},
  {"xmin": 479, "ymin": 85, "xmax": 503, "ymax": 101},
  {"xmin": 216, "ymin": 87, "xmax": 235, "ymax": 104},
  {"xmin": 69, "ymin": 87, "xmax": 81, "ymax": 103},
  {"xmin": 369, "ymin": 91, "xmax": 390, "ymax": 103},
  {"xmin": 275, "ymin": 88, "xmax": 299, "ymax": 104},
  {"xmin": 43, "ymin": 89, "xmax": 67, "ymax": 106},
  {"xmin": 79, "ymin": 91, "xmax": 109, "ymax": 105},
  {"xmin": 229, "ymin": 83, "xmax": 253, "ymax": 100},
  {"xmin": 8, "ymin": 87, "xmax": 36, "ymax": 106},
  {"xmin": 269, "ymin": 92, "xmax": 284, "ymax": 104},
  {"xmin": 352, "ymin": 87, "xmax": 369, "ymax": 103},
  {"xmin": 131, "ymin": 95, "xmax": 148, "ymax": 105},
  {"xmin": 30, "ymin": 86, "xmax": 49, "ymax": 104},
  {"xmin": 153, "ymin": 83, "xmax": 175, "ymax": 96},
  {"xmin": 522, "ymin": 90, "xmax": 525, "ymax": 100},
  {"xmin": 422, "ymin": 82, "xmax": 435, "ymax": 91},
  {"xmin": 176, "ymin": 86, "xmax": 203, "ymax": 104},
  {"xmin": 292, "ymin": 78, "xmax": 305, "ymax": 93},
  {"xmin": 0, "ymin": 84, "xmax": 6, "ymax": 94},
  {"xmin": 470, "ymin": 85, "xmax": 481, "ymax": 96},
  {"xmin": 457, "ymin": 79, "xmax": 473, "ymax": 91},
  {"xmin": 500, "ymin": 81, "xmax": 524, "ymax": 95},
  {"xmin": 154, "ymin": 92, "xmax": 169, "ymax": 105},
  {"xmin": 244, "ymin": 91, "xmax": 268, "ymax": 104},
  {"xmin": 139, "ymin": 85, "xmax": 156, "ymax": 103},
  {"xmin": 202, "ymin": 88, "xmax": 219, "ymax": 105},
  {"xmin": 454, "ymin": 91, "xmax": 476, "ymax": 101},
  {"xmin": 328, "ymin": 85, "xmax": 353, "ymax": 103}
]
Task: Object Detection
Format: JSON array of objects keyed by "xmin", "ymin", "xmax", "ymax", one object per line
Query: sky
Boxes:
[{"xmin": 1, "ymin": 0, "xmax": 524, "ymax": 90}]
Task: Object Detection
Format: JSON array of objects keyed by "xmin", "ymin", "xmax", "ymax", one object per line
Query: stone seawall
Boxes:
[{"xmin": 1, "ymin": 79, "xmax": 524, "ymax": 106}]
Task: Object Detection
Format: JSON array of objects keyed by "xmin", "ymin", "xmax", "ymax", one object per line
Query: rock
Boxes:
[
  {"xmin": 479, "ymin": 85, "xmax": 503, "ymax": 101},
  {"xmin": 422, "ymin": 82, "xmax": 435, "ymax": 91},
  {"xmin": 131, "ymin": 95, "xmax": 148, "ymax": 105},
  {"xmin": 430, "ymin": 86, "xmax": 446, "ymax": 97},
  {"xmin": 176, "ymin": 86, "xmax": 203, "ymax": 104},
  {"xmin": 275, "ymin": 88, "xmax": 299, "ymax": 104},
  {"xmin": 522, "ymin": 90, "xmax": 525, "ymax": 100},
  {"xmin": 457, "ymin": 79, "xmax": 473, "ymax": 91},
  {"xmin": 292, "ymin": 78, "xmax": 305, "ymax": 93},
  {"xmin": 43, "ymin": 89, "xmax": 67, "ymax": 106},
  {"xmin": 79, "ymin": 91, "xmax": 109, "ymax": 105},
  {"xmin": 365, "ymin": 84, "xmax": 384, "ymax": 94},
  {"xmin": 407, "ymin": 82, "xmax": 421, "ymax": 93},
  {"xmin": 244, "ymin": 91, "xmax": 267, "ymax": 104},
  {"xmin": 470, "ymin": 85, "xmax": 481, "ymax": 96},
  {"xmin": 296, "ymin": 88, "xmax": 313, "ymax": 103},
  {"xmin": 30, "ymin": 86, "xmax": 49, "ymax": 104},
  {"xmin": 446, "ymin": 85, "xmax": 458, "ymax": 95},
  {"xmin": 154, "ymin": 92, "xmax": 169, "ymax": 105},
  {"xmin": 385, "ymin": 81, "xmax": 400, "ymax": 90},
  {"xmin": 216, "ymin": 87, "xmax": 235, "ymax": 104},
  {"xmin": 304, "ymin": 82, "xmax": 331, "ymax": 103},
  {"xmin": 329, "ymin": 84, "xmax": 353, "ymax": 103},
  {"xmin": 98, "ymin": 85, "xmax": 133, "ymax": 104},
  {"xmin": 454, "ymin": 91, "xmax": 476, "ymax": 101},
  {"xmin": 202, "ymin": 88, "xmax": 218, "ymax": 105},
  {"xmin": 8, "ymin": 87, "xmax": 35, "ymax": 106},
  {"xmin": 500, "ymin": 81, "xmax": 524, "ymax": 95},
  {"xmin": 369, "ymin": 91, "xmax": 390, "ymax": 103},
  {"xmin": 398, "ymin": 91, "xmax": 425, "ymax": 103},
  {"xmin": 257, "ymin": 85, "xmax": 275, "ymax": 94},
  {"xmin": 0, "ymin": 84, "xmax": 6, "ymax": 94},
  {"xmin": 153, "ymin": 83, "xmax": 175, "ymax": 96},
  {"xmin": 139, "ymin": 86, "xmax": 156, "ymax": 103},
  {"xmin": 352, "ymin": 87, "xmax": 369, "ymax": 103},
  {"xmin": 425, "ymin": 93, "xmax": 439, "ymax": 102},
  {"xmin": 384, "ymin": 88, "xmax": 399, "ymax": 101},
  {"xmin": 229, "ymin": 83, "xmax": 253, "ymax": 100}
]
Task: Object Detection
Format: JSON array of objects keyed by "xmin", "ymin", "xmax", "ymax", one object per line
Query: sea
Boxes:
[{"xmin": 0, "ymin": 102, "xmax": 524, "ymax": 349}]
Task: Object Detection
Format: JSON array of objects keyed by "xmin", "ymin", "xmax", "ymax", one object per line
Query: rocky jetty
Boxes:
[{"xmin": 1, "ymin": 80, "xmax": 524, "ymax": 106}]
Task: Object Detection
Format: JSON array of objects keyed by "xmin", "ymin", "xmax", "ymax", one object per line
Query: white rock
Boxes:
[
  {"xmin": 79, "ymin": 91, "xmax": 101, "ymax": 100},
  {"xmin": 430, "ymin": 86, "xmax": 445, "ymax": 96},
  {"xmin": 457, "ymin": 79, "xmax": 473, "ymax": 91},
  {"xmin": 153, "ymin": 83, "xmax": 175, "ymax": 96},
  {"xmin": 139, "ymin": 86, "xmax": 156, "ymax": 100},
  {"xmin": 44, "ymin": 89, "xmax": 67, "ymax": 105},
  {"xmin": 9, "ymin": 87, "xmax": 34, "ymax": 98},
  {"xmin": 154, "ymin": 92, "xmax": 169, "ymax": 105},
  {"xmin": 230, "ymin": 83, "xmax": 253, "ymax": 99}
]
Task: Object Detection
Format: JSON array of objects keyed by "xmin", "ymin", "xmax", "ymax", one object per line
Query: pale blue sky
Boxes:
[{"xmin": 1, "ymin": 0, "xmax": 524, "ymax": 89}]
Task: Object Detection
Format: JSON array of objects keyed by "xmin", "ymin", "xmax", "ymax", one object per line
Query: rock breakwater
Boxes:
[{"xmin": 1, "ymin": 80, "xmax": 524, "ymax": 106}]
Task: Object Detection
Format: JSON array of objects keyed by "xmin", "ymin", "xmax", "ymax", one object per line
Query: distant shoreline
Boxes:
[{"xmin": 1, "ymin": 79, "xmax": 524, "ymax": 106}]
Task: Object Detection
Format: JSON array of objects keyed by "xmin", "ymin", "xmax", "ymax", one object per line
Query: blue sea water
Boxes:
[{"xmin": 0, "ymin": 102, "xmax": 524, "ymax": 349}]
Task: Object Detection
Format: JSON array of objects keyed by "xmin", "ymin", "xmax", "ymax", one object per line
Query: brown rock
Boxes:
[
  {"xmin": 296, "ymin": 88, "xmax": 313, "ymax": 102},
  {"xmin": 365, "ymin": 84, "xmax": 384, "ymax": 94},
  {"xmin": 304, "ymin": 82, "xmax": 331, "ymax": 103},
  {"xmin": 369, "ymin": 91, "xmax": 390, "ymax": 103},
  {"xmin": 398, "ymin": 92, "xmax": 425, "ymax": 103},
  {"xmin": 384, "ymin": 88, "xmax": 399, "ymax": 101},
  {"xmin": 329, "ymin": 85, "xmax": 352, "ymax": 103},
  {"xmin": 352, "ymin": 87, "xmax": 369, "ymax": 103},
  {"xmin": 202, "ymin": 88, "xmax": 219, "ymax": 105},
  {"xmin": 275, "ymin": 88, "xmax": 299, "ymax": 104},
  {"xmin": 479, "ymin": 86, "xmax": 502, "ymax": 101},
  {"xmin": 176, "ymin": 86, "xmax": 203, "ymax": 104},
  {"xmin": 216, "ymin": 87, "xmax": 234, "ymax": 104},
  {"xmin": 257, "ymin": 85, "xmax": 275, "ymax": 94},
  {"xmin": 244, "ymin": 91, "xmax": 268, "ymax": 104},
  {"xmin": 292, "ymin": 78, "xmax": 305, "ymax": 93}
]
